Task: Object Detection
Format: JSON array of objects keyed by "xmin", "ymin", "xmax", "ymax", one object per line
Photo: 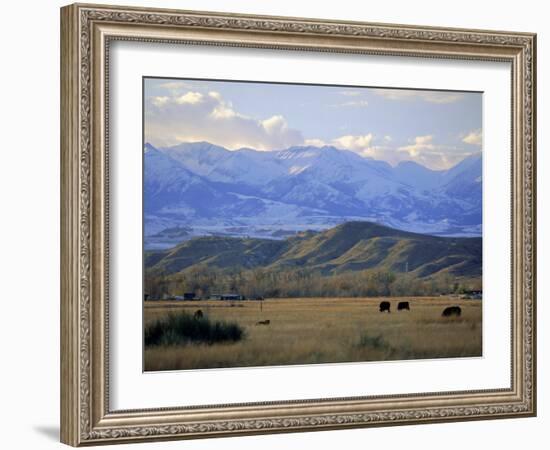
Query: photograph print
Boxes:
[{"xmin": 143, "ymin": 77, "xmax": 483, "ymax": 372}]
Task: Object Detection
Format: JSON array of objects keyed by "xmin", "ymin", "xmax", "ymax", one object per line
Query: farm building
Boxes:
[
  {"xmin": 462, "ymin": 289, "xmax": 482, "ymax": 300},
  {"xmin": 210, "ymin": 293, "xmax": 246, "ymax": 301},
  {"xmin": 159, "ymin": 293, "xmax": 199, "ymax": 301}
]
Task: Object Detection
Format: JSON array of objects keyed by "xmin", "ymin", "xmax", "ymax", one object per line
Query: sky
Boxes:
[{"xmin": 144, "ymin": 77, "xmax": 482, "ymax": 170}]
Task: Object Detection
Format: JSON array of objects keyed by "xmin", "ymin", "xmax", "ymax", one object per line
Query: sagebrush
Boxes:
[{"xmin": 144, "ymin": 311, "xmax": 245, "ymax": 346}]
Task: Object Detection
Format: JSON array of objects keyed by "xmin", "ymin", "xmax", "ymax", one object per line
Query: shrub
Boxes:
[{"xmin": 145, "ymin": 311, "xmax": 245, "ymax": 347}]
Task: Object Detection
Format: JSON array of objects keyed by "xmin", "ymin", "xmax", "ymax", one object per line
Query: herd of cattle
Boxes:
[
  {"xmin": 190, "ymin": 301, "xmax": 462, "ymax": 327},
  {"xmin": 379, "ymin": 300, "xmax": 462, "ymax": 317}
]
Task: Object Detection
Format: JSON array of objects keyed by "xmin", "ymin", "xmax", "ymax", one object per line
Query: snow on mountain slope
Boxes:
[
  {"xmin": 161, "ymin": 141, "xmax": 287, "ymax": 185},
  {"xmin": 143, "ymin": 142, "xmax": 482, "ymax": 248},
  {"xmin": 440, "ymin": 154, "xmax": 482, "ymax": 207},
  {"xmin": 393, "ymin": 160, "xmax": 443, "ymax": 190}
]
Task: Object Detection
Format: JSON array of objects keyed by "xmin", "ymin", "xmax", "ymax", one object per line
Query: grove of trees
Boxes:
[{"xmin": 145, "ymin": 265, "xmax": 481, "ymax": 299}]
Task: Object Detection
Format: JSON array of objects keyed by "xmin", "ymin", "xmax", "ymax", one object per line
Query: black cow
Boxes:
[
  {"xmin": 256, "ymin": 319, "xmax": 270, "ymax": 325},
  {"xmin": 379, "ymin": 301, "xmax": 391, "ymax": 313},
  {"xmin": 193, "ymin": 309, "xmax": 204, "ymax": 319},
  {"xmin": 442, "ymin": 306, "xmax": 462, "ymax": 317},
  {"xmin": 397, "ymin": 301, "xmax": 410, "ymax": 311}
]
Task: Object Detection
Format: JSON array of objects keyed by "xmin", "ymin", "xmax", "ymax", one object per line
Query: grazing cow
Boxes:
[
  {"xmin": 397, "ymin": 301, "xmax": 410, "ymax": 311},
  {"xmin": 379, "ymin": 301, "xmax": 391, "ymax": 313},
  {"xmin": 256, "ymin": 319, "xmax": 270, "ymax": 325},
  {"xmin": 193, "ymin": 309, "xmax": 204, "ymax": 319},
  {"xmin": 442, "ymin": 306, "xmax": 462, "ymax": 317}
]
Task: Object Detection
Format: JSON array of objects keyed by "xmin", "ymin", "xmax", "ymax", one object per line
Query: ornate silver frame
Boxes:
[{"xmin": 60, "ymin": 3, "xmax": 536, "ymax": 446}]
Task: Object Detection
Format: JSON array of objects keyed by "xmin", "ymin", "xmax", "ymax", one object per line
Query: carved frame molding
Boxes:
[{"xmin": 61, "ymin": 3, "xmax": 536, "ymax": 446}]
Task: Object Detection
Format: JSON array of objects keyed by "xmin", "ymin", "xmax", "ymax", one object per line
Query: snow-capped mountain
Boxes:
[
  {"xmin": 144, "ymin": 142, "xmax": 482, "ymax": 249},
  {"xmin": 144, "ymin": 143, "xmax": 232, "ymax": 216}
]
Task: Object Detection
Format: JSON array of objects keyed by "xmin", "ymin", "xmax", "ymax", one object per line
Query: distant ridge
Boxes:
[{"xmin": 146, "ymin": 221, "xmax": 482, "ymax": 279}]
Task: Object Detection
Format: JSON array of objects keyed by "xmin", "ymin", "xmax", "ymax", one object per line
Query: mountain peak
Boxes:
[
  {"xmin": 165, "ymin": 141, "xmax": 230, "ymax": 153},
  {"xmin": 143, "ymin": 140, "xmax": 482, "ymax": 241},
  {"xmin": 144, "ymin": 142, "xmax": 157, "ymax": 153},
  {"xmin": 397, "ymin": 160, "xmax": 428, "ymax": 169}
]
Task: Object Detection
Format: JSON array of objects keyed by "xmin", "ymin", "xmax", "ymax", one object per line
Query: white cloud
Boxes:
[
  {"xmin": 210, "ymin": 106, "xmax": 236, "ymax": 119},
  {"xmin": 332, "ymin": 100, "xmax": 369, "ymax": 108},
  {"xmin": 175, "ymin": 91, "xmax": 204, "ymax": 105},
  {"xmin": 145, "ymin": 86, "xmax": 476, "ymax": 170},
  {"xmin": 332, "ymin": 134, "xmax": 374, "ymax": 151},
  {"xmin": 399, "ymin": 135, "xmax": 435, "ymax": 158},
  {"xmin": 374, "ymin": 89, "xmax": 464, "ymax": 104},
  {"xmin": 208, "ymin": 91, "xmax": 222, "ymax": 100},
  {"xmin": 151, "ymin": 96, "xmax": 170, "ymax": 107},
  {"xmin": 145, "ymin": 90, "xmax": 303, "ymax": 150},
  {"xmin": 262, "ymin": 115, "xmax": 286, "ymax": 133},
  {"xmin": 462, "ymin": 129, "xmax": 483, "ymax": 146},
  {"xmin": 332, "ymin": 90, "xmax": 369, "ymax": 108},
  {"xmin": 395, "ymin": 135, "xmax": 478, "ymax": 170},
  {"xmin": 157, "ymin": 80, "xmax": 195, "ymax": 91},
  {"xmin": 339, "ymin": 90, "xmax": 362, "ymax": 97},
  {"xmin": 329, "ymin": 134, "xmax": 399, "ymax": 162},
  {"xmin": 413, "ymin": 135, "xmax": 433, "ymax": 145},
  {"xmin": 154, "ymin": 80, "xmax": 220, "ymax": 95},
  {"xmin": 318, "ymin": 134, "xmax": 397, "ymax": 162},
  {"xmin": 311, "ymin": 133, "xmax": 477, "ymax": 169},
  {"xmin": 304, "ymin": 138, "xmax": 328, "ymax": 147}
]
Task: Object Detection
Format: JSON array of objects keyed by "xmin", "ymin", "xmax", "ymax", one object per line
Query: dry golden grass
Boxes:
[{"xmin": 144, "ymin": 297, "xmax": 482, "ymax": 371}]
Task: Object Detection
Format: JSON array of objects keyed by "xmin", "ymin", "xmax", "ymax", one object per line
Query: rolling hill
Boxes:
[{"xmin": 145, "ymin": 221, "xmax": 481, "ymax": 279}]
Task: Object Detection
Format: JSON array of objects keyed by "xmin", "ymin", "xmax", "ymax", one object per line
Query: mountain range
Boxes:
[
  {"xmin": 144, "ymin": 141, "xmax": 482, "ymax": 249},
  {"xmin": 145, "ymin": 221, "xmax": 482, "ymax": 280}
]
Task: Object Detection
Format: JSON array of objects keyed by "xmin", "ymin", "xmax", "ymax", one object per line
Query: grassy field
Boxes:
[{"xmin": 144, "ymin": 297, "xmax": 482, "ymax": 371}]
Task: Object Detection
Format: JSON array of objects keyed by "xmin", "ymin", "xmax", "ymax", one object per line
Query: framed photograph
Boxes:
[{"xmin": 60, "ymin": 3, "xmax": 536, "ymax": 446}]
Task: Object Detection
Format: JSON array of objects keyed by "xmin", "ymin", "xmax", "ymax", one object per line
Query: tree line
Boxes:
[{"xmin": 145, "ymin": 265, "xmax": 481, "ymax": 299}]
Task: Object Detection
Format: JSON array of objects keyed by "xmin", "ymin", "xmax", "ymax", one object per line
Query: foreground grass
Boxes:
[{"xmin": 144, "ymin": 297, "xmax": 482, "ymax": 371}]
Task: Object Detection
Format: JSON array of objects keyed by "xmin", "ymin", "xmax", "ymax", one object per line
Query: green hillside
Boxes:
[{"xmin": 145, "ymin": 221, "xmax": 481, "ymax": 279}]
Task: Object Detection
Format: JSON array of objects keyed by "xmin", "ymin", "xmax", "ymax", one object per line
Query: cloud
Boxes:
[
  {"xmin": 396, "ymin": 135, "xmax": 477, "ymax": 170},
  {"xmin": 316, "ymin": 133, "xmax": 477, "ymax": 170},
  {"xmin": 208, "ymin": 91, "xmax": 222, "ymax": 101},
  {"xmin": 398, "ymin": 135, "xmax": 435, "ymax": 158},
  {"xmin": 157, "ymin": 80, "xmax": 195, "ymax": 91},
  {"xmin": 262, "ymin": 115, "xmax": 288, "ymax": 134},
  {"xmin": 145, "ymin": 84, "xmax": 477, "ymax": 170},
  {"xmin": 303, "ymin": 134, "xmax": 376, "ymax": 157},
  {"xmin": 304, "ymin": 138, "xmax": 327, "ymax": 147},
  {"xmin": 329, "ymin": 134, "xmax": 403, "ymax": 163},
  {"xmin": 145, "ymin": 90, "xmax": 303, "ymax": 150},
  {"xmin": 331, "ymin": 99, "xmax": 369, "ymax": 108},
  {"xmin": 312, "ymin": 134, "xmax": 399, "ymax": 163},
  {"xmin": 374, "ymin": 89, "xmax": 465, "ymax": 104},
  {"xmin": 151, "ymin": 96, "xmax": 170, "ymax": 107},
  {"xmin": 331, "ymin": 90, "xmax": 369, "ymax": 107},
  {"xmin": 413, "ymin": 135, "xmax": 433, "ymax": 145},
  {"xmin": 462, "ymin": 129, "xmax": 482, "ymax": 146},
  {"xmin": 303, "ymin": 134, "xmax": 381, "ymax": 159},
  {"xmin": 332, "ymin": 134, "xmax": 374, "ymax": 152},
  {"xmin": 339, "ymin": 90, "xmax": 363, "ymax": 97},
  {"xmin": 175, "ymin": 91, "xmax": 204, "ymax": 104}
]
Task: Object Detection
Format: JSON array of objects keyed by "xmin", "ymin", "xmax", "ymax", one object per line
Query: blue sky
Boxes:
[{"xmin": 144, "ymin": 77, "xmax": 482, "ymax": 170}]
